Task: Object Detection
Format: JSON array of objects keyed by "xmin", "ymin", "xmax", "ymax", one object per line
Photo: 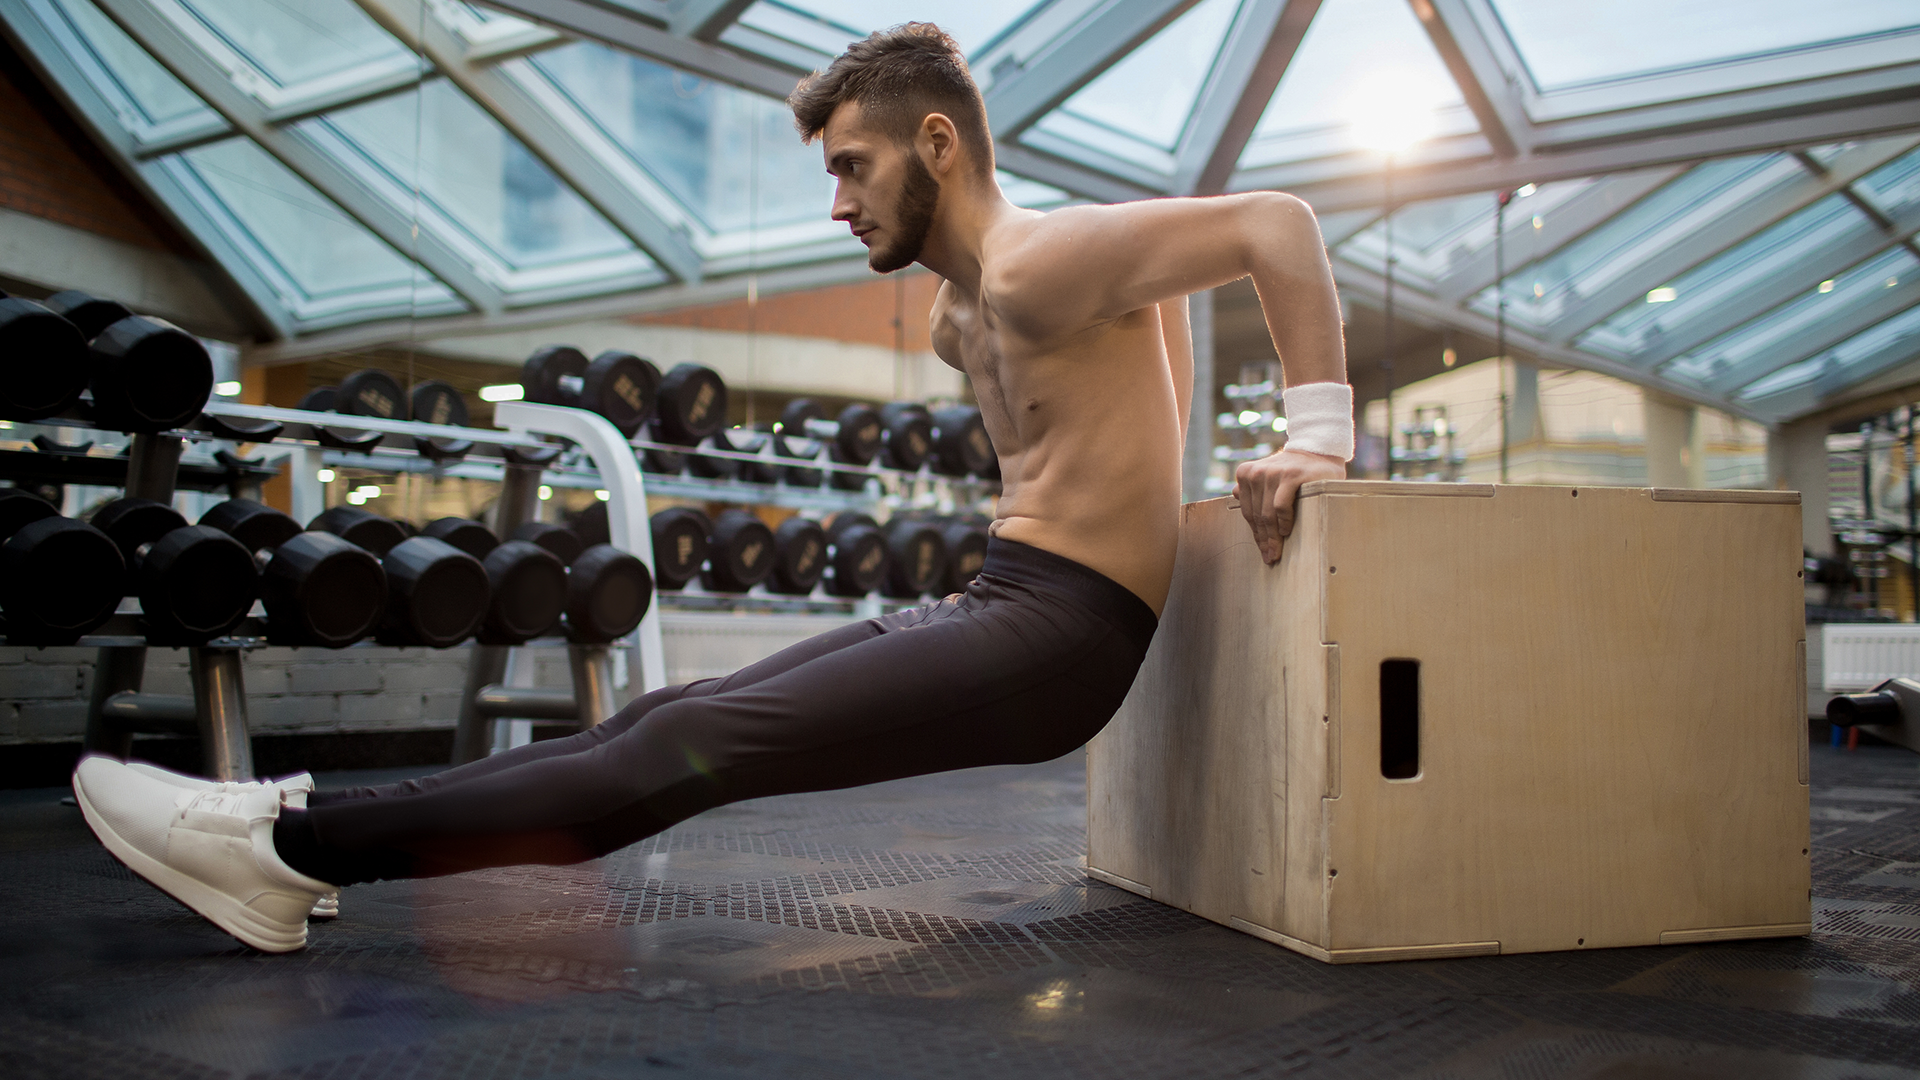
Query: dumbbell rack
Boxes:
[{"xmin": 80, "ymin": 431, "xmax": 256, "ymax": 780}]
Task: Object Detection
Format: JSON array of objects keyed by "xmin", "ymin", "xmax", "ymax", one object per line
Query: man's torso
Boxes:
[{"xmin": 928, "ymin": 217, "xmax": 1191, "ymax": 615}]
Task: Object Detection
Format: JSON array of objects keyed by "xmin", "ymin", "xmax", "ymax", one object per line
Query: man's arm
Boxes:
[{"xmin": 992, "ymin": 192, "xmax": 1349, "ymax": 563}]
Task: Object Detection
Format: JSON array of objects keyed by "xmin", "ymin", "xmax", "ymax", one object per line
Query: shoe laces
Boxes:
[{"xmin": 176, "ymin": 780, "xmax": 271, "ymax": 818}]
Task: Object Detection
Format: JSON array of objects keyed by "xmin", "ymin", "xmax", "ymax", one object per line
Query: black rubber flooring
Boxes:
[{"xmin": 2, "ymin": 743, "xmax": 1918, "ymax": 1079}]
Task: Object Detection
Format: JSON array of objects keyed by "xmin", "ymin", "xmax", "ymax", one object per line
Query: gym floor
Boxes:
[{"xmin": 2, "ymin": 742, "xmax": 1916, "ymax": 1079}]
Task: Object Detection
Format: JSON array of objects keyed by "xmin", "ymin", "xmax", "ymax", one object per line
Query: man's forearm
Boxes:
[{"xmin": 1239, "ymin": 196, "xmax": 1347, "ymax": 389}]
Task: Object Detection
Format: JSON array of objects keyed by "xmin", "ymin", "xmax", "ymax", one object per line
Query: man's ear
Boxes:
[{"xmin": 919, "ymin": 112, "xmax": 961, "ymax": 177}]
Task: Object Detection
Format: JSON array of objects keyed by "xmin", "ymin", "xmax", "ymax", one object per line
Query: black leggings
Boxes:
[{"xmin": 277, "ymin": 538, "xmax": 1157, "ymax": 886}]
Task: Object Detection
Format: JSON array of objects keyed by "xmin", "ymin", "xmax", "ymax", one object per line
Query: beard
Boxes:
[{"xmin": 868, "ymin": 152, "xmax": 940, "ymax": 274}]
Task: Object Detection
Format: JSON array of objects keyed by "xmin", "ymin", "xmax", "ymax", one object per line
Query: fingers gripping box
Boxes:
[{"xmin": 1087, "ymin": 482, "xmax": 1810, "ymax": 963}]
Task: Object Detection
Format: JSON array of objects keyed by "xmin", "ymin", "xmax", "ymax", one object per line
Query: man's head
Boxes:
[{"xmin": 789, "ymin": 23, "xmax": 994, "ymax": 273}]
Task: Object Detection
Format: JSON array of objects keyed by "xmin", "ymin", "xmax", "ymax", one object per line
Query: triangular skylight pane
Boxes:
[
  {"xmin": 732, "ymin": 0, "xmax": 1041, "ymax": 59},
  {"xmin": 172, "ymin": 137, "xmax": 450, "ymax": 305},
  {"xmin": 316, "ymin": 80, "xmax": 637, "ymax": 272},
  {"xmin": 49, "ymin": 0, "xmax": 216, "ymax": 130},
  {"xmin": 1489, "ymin": 0, "xmax": 1920, "ymax": 91},
  {"xmin": 171, "ymin": 0, "xmax": 413, "ymax": 90},
  {"xmin": 1045, "ymin": 0, "xmax": 1239, "ymax": 156},
  {"xmin": 1237, "ymin": 0, "xmax": 1473, "ymax": 171},
  {"xmin": 527, "ymin": 42, "xmax": 831, "ymax": 235}
]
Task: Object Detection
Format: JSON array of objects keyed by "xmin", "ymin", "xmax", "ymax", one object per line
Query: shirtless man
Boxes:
[{"xmin": 70, "ymin": 23, "xmax": 1350, "ymax": 953}]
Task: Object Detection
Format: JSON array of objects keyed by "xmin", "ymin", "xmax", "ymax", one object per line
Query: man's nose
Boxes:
[{"xmin": 831, "ymin": 185, "xmax": 857, "ymax": 222}]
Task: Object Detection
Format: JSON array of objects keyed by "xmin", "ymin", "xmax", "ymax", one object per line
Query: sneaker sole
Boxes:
[{"xmin": 74, "ymin": 780, "xmax": 308, "ymax": 953}]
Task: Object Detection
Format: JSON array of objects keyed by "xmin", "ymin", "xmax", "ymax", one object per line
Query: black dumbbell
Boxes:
[
  {"xmin": 0, "ymin": 296, "xmax": 89, "ymax": 421},
  {"xmin": 374, "ymin": 533, "xmax": 490, "ymax": 648},
  {"xmin": 791, "ymin": 401, "xmax": 885, "ymax": 491},
  {"xmin": 338, "ymin": 369, "xmax": 407, "ymax": 421},
  {"xmin": 200, "ymin": 409, "xmax": 284, "ymax": 444},
  {"xmin": 931, "ymin": 406, "xmax": 996, "ymax": 477},
  {"xmin": 201, "ymin": 498, "xmax": 387, "ymax": 648},
  {"xmin": 704, "ymin": 509, "xmax": 776, "ymax": 593},
  {"xmin": 421, "ymin": 516, "xmax": 498, "ymax": 561},
  {"xmin": 511, "ymin": 521, "xmax": 585, "ymax": 567},
  {"xmin": 522, "ymin": 346, "xmax": 662, "ymax": 437},
  {"xmin": 765, "ymin": 423, "xmax": 825, "ymax": 487},
  {"xmin": 823, "ymin": 512, "xmax": 888, "ymax": 597},
  {"xmin": 937, "ymin": 517, "xmax": 991, "ymax": 594},
  {"xmin": 655, "ymin": 362, "xmax": 729, "ymax": 445},
  {"xmin": 309, "ymin": 505, "xmax": 408, "ymax": 556},
  {"xmin": 564, "ymin": 544, "xmax": 653, "ymax": 643},
  {"xmin": 638, "ymin": 420, "xmax": 686, "ymax": 475},
  {"xmin": 650, "ymin": 506, "xmax": 710, "ymax": 590},
  {"xmin": 880, "ymin": 517, "xmax": 947, "ymax": 599},
  {"xmin": 688, "ymin": 425, "xmax": 774, "ymax": 481},
  {"xmin": 571, "ymin": 502, "xmax": 611, "ymax": 548},
  {"xmin": 878, "ymin": 403, "xmax": 934, "ymax": 472},
  {"xmin": 88, "ymin": 314, "xmax": 214, "ymax": 434},
  {"xmin": 409, "ymin": 380, "xmax": 473, "ymax": 461},
  {"xmin": 42, "ymin": 290, "xmax": 130, "ymax": 338},
  {"xmin": 0, "ymin": 490, "xmax": 122, "ymax": 644},
  {"xmin": 296, "ymin": 386, "xmax": 384, "ymax": 453},
  {"xmin": 478, "ymin": 538, "xmax": 567, "ymax": 645},
  {"xmin": 91, "ymin": 497, "xmax": 258, "ymax": 643},
  {"xmin": 767, "ymin": 516, "xmax": 827, "ymax": 595}
]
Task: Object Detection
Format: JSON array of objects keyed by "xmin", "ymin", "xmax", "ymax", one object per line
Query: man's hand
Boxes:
[{"xmin": 1232, "ymin": 448, "xmax": 1347, "ymax": 565}]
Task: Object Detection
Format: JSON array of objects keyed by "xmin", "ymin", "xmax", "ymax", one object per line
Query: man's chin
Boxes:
[{"xmin": 868, "ymin": 248, "xmax": 915, "ymax": 274}]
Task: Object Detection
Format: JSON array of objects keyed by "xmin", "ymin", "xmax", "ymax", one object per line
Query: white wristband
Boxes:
[{"xmin": 1280, "ymin": 382, "xmax": 1354, "ymax": 462}]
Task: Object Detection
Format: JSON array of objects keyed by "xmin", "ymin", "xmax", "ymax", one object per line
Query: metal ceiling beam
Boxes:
[
  {"xmin": 474, "ymin": 0, "xmax": 803, "ymax": 96},
  {"xmin": 87, "ymin": 0, "xmax": 503, "ymax": 314},
  {"xmin": 1544, "ymin": 138, "xmax": 1919, "ymax": 345},
  {"xmin": 992, "ymin": 141, "xmax": 1157, "ymax": 204},
  {"xmin": 1634, "ymin": 205, "xmax": 1920, "ymax": 370},
  {"xmin": 0, "ymin": 0, "xmax": 288, "ymax": 338},
  {"xmin": 244, "ymin": 252, "xmax": 885, "ymax": 364},
  {"xmin": 356, "ymin": 0, "xmax": 702, "ymax": 283},
  {"xmin": 667, "ymin": 0, "xmax": 752, "ymax": 42},
  {"xmin": 983, "ymin": 0, "xmax": 1200, "ymax": 139},
  {"xmin": 1330, "ymin": 261, "xmax": 1762, "ymax": 421},
  {"xmin": 130, "ymin": 65, "xmax": 433, "ymax": 160},
  {"xmin": 1432, "ymin": 167, "xmax": 1685, "ymax": 303},
  {"xmin": 1239, "ymin": 99, "xmax": 1920, "ymax": 213},
  {"xmin": 1702, "ymin": 276, "xmax": 1920, "ymax": 397},
  {"xmin": 1174, "ymin": 0, "xmax": 1319, "ymax": 196},
  {"xmin": 1408, "ymin": 0, "xmax": 1528, "ymax": 159},
  {"xmin": 1746, "ymin": 334, "xmax": 1920, "ymax": 425}
]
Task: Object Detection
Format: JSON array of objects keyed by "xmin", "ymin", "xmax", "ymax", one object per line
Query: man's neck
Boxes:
[{"xmin": 914, "ymin": 178, "xmax": 1023, "ymax": 292}]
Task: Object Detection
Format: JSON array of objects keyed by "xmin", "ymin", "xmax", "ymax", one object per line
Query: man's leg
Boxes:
[
  {"xmin": 317, "ymin": 618, "xmax": 890, "ymax": 803},
  {"xmin": 283, "ymin": 576, "xmax": 1148, "ymax": 885}
]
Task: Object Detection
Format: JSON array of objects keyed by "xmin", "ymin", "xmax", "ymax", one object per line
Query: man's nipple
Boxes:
[{"xmin": 1026, "ymin": 398, "xmax": 1040, "ymax": 412}]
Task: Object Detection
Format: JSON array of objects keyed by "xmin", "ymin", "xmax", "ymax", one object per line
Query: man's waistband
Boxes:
[{"xmin": 977, "ymin": 537, "xmax": 1158, "ymax": 652}]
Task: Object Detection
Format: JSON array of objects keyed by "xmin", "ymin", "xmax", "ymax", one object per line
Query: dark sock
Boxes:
[{"xmin": 273, "ymin": 807, "xmax": 412, "ymax": 887}]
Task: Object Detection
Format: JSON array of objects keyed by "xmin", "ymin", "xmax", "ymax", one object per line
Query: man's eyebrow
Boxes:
[{"xmin": 826, "ymin": 149, "xmax": 858, "ymax": 173}]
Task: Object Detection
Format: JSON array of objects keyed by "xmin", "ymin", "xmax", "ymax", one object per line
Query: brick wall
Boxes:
[{"xmin": 0, "ymin": 32, "xmax": 196, "ymax": 259}]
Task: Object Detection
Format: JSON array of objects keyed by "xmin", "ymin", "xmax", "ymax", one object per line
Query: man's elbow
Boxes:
[{"xmin": 1239, "ymin": 191, "xmax": 1326, "ymax": 270}]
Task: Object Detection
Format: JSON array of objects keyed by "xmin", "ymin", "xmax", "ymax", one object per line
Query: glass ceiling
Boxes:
[{"xmin": 2, "ymin": 0, "xmax": 1916, "ymax": 424}]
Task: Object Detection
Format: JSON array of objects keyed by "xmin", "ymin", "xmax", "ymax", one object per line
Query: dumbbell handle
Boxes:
[
  {"xmin": 629, "ymin": 433, "xmax": 879, "ymax": 478},
  {"xmin": 800, "ymin": 418, "xmax": 842, "ymax": 439},
  {"xmin": 557, "ymin": 374, "xmax": 585, "ymax": 396}
]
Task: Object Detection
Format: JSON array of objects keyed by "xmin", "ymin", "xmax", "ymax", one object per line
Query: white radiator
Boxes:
[{"xmin": 1820, "ymin": 623, "xmax": 1920, "ymax": 692}]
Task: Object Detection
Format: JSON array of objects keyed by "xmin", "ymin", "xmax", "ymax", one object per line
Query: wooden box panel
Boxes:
[{"xmin": 1087, "ymin": 482, "xmax": 1810, "ymax": 963}]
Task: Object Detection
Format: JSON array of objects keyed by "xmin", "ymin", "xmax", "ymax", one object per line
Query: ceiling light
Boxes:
[
  {"xmin": 1889, "ymin": 277, "xmax": 1901, "ymax": 288},
  {"xmin": 480, "ymin": 384, "xmax": 524, "ymax": 402},
  {"xmin": 356, "ymin": 485, "xmax": 380, "ymax": 498},
  {"xmin": 1818, "ymin": 279, "xmax": 1835, "ymax": 293},
  {"xmin": 1515, "ymin": 183, "xmax": 1537, "ymax": 198},
  {"xmin": 345, "ymin": 491, "xmax": 366, "ymax": 506},
  {"xmin": 1646, "ymin": 287, "xmax": 1678, "ymax": 303},
  {"xmin": 594, "ymin": 489, "xmax": 610, "ymax": 501},
  {"xmin": 316, "ymin": 469, "xmax": 335, "ymax": 483},
  {"xmin": 214, "ymin": 380, "xmax": 242, "ymax": 397},
  {"xmin": 538, "ymin": 485, "xmax": 553, "ymax": 500},
  {"xmin": 1238, "ymin": 410, "xmax": 1260, "ymax": 427},
  {"xmin": 1271, "ymin": 416, "xmax": 1288, "ymax": 433}
]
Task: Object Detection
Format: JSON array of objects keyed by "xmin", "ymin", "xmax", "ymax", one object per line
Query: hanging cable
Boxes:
[
  {"xmin": 1495, "ymin": 188, "xmax": 1512, "ymax": 485},
  {"xmin": 1382, "ymin": 154, "xmax": 1395, "ymax": 480}
]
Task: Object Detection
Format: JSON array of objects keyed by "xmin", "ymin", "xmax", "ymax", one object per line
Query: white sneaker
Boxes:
[
  {"xmin": 124, "ymin": 762, "xmax": 341, "ymax": 920},
  {"xmin": 72, "ymin": 755, "xmax": 333, "ymax": 953}
]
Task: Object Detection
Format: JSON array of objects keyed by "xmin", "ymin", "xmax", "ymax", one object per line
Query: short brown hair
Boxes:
[{"xmin": 788, "ymin": 23, "xmax": 994, "ymax": 179}]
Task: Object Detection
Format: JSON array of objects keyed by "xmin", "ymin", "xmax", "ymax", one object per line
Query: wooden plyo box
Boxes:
[{"xmin": 1087, "ymin": 482, "xmax": 1811, "ymax": 964}]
